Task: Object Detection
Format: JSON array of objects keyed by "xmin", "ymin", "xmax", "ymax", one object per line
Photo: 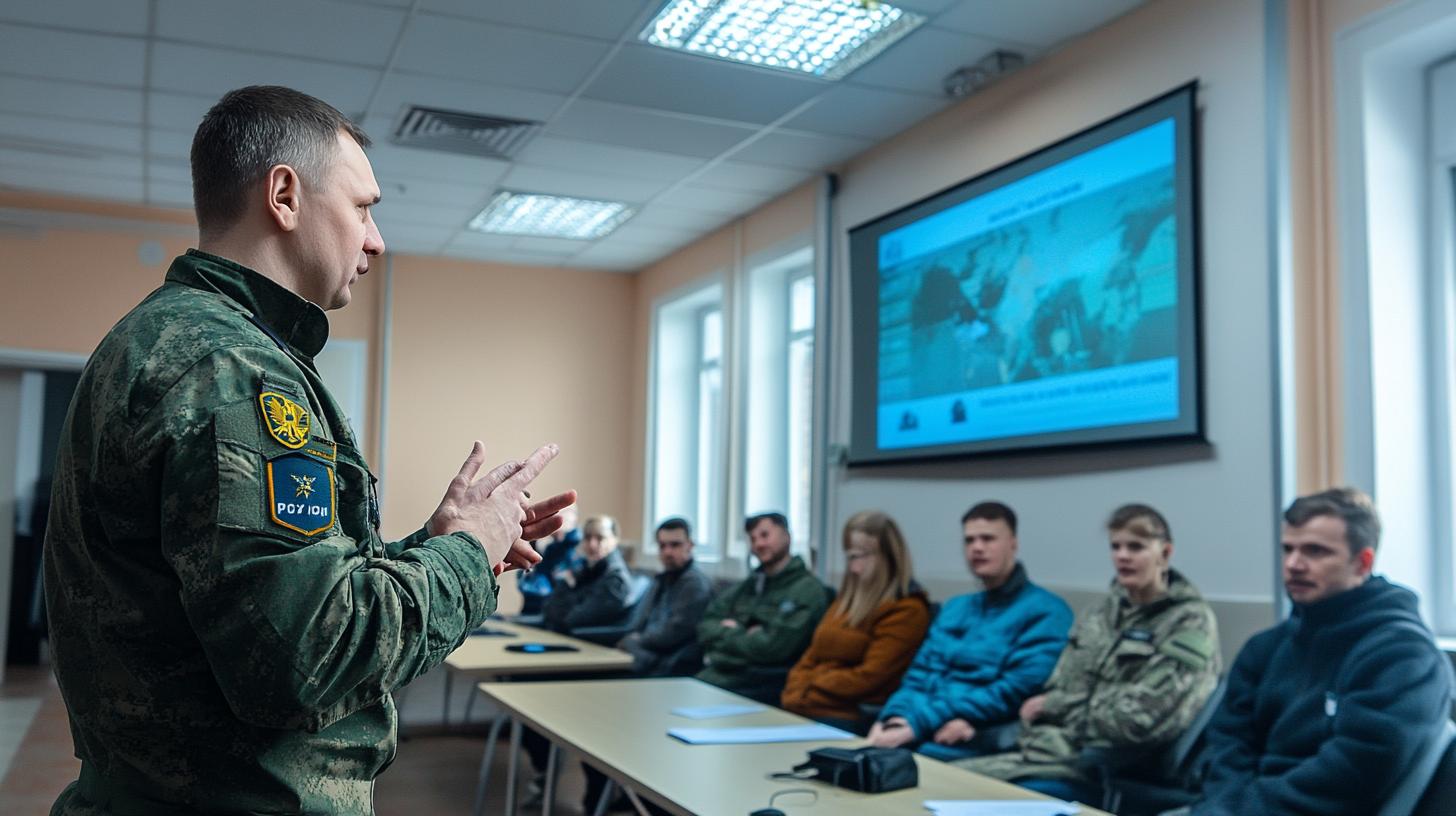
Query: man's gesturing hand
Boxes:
[{"xmin": 426, "ymin": 442, "xmax": 571, "ymax": 570}]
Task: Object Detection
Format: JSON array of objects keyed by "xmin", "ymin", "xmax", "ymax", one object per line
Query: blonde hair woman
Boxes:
[{"xmin": 781, "ymin": 511, "xmax": 931, "ymax": 732}]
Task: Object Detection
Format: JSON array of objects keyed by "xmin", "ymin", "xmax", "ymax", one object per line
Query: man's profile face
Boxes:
[
  {"xmin": 963, "ymin": 517, "xmax": 1017, "ymax": 586},
  {"xmin": 749, "ymin": 519, "xmax": 791, "ymax": 568},
  {"xmin": 1282, "ymin": 514, "xmax": 1368, "ymax": 605},
  {"xmin": 656, "ymin": 528, "xmax": 693, "ymax": 571},
  {"xmin": 295, "ymin": 132, "xmax": 385, "ymax": 310}
]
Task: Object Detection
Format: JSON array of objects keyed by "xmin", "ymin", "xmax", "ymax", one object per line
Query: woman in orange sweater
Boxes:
[{"xmin": 781, "ymin": 510, "xmax": 931, "ymax": 733}]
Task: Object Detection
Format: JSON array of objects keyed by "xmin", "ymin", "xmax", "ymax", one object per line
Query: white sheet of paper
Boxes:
[
  {"xmin": 669, "ymin": 704, "xmax": 767, "ymax": 720},
  {"xmin": 923, "ymin": 801, "xmax": 1080, "ymax": 816},
  {"xmin": 666, "ymin": 723, "xmax": 857, "ymax": 744}
]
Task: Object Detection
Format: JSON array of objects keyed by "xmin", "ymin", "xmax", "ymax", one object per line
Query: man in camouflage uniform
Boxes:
[
  {"xmin": 959, "ymin": 522, "xmax": 1219, "ymax": 803},
  {"xmin": 44, "ymin": 86, "xmax": 573, "ymax": 815}
]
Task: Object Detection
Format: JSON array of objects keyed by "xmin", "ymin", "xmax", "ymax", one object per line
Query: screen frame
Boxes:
[{"xmin": 847, "ymin": 81, "xmax": 1205, "ymax": 466}]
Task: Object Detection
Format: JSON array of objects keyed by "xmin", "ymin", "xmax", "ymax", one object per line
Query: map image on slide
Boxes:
[{"xmin": 875, "ymin": 119, "xmax": 1182, "ymax": 448}]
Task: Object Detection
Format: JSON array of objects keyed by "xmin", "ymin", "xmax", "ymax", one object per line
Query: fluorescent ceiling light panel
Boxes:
[
  {"xmin": 641, "ymin": 0, "xmax": 925, "ymax": 80},
  {"xmin": 467, "ymin": 191, "xmax": 635, "ymax": 240}
]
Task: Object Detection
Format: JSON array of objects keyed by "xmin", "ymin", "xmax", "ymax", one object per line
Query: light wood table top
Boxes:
[
  {"xmin": 478, "ymin": 677, "xmax": 1110, "ymax": 816},
  {"xmin": 444, "ymin": 620, "xmax": 635, "ymax": 676}
]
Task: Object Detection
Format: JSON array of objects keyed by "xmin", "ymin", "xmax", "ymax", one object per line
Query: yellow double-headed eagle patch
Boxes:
[{"xmin": 258, "ymin": 391, "xmax": 310, "ymax": 449}]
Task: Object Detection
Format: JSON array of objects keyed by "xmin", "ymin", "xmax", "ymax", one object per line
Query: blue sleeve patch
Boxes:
[{"xmin": 266, "ymin": 453, "xmax": 336, "ymax": 536}]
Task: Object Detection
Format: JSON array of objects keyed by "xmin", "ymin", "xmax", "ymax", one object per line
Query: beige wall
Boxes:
[{"xmin": 381, "ymin": 254, "xmax": 636, "ymax": 612}]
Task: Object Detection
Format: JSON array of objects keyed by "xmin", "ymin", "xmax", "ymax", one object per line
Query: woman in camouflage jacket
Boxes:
[{"xmin": 958, "ymin": 503, "xmax": 1221, "ymax": 804}]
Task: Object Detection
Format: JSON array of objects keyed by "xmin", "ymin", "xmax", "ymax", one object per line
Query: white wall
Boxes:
[{"xmin": 822, "ymin": 0, "xmax": 1280, "ymax": 621}]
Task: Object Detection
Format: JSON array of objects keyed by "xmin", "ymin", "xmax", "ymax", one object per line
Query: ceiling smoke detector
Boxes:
[
  {"xmin": 943, "ymin": 50, "xmax": 1025, "ymax": 98},
  {"xmin": 390, "ymin": 105, "xmax": 542, "ymax": 161}
]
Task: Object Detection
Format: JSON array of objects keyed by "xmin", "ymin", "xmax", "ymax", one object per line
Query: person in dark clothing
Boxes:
[
  {"xmin": 619, "ymin": 517, "xmax": 713, "ymax": 676},
  {"xmin": 540, "ymin": 515, "xmax": 632, "ymax": 634},
  {"xmin": 1191, "ymin": 487, "xmax": 1454, "ymax": 816},
  {"xmin": 516, "ymin": 505, "xmax": 580, "ymax": 616}
]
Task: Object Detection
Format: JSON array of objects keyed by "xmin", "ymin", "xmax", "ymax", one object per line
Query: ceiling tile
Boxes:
[
  {"xmin": 0, "ymin": 24, "xmax": 146, "ymax": 87},
  {"xmin": 0, "ymin": 0, "xmax": 150, "ymax": 36},
  {"xmin": 653, "ymin": 184, "xmax": 775, "ymax": 216},
  {"xmin": 509, "ymin": 235, "xmax": 595, "ymax": 255},
  {"xmin": 0, "ymin": 166, "xmax": 144, "ymax": 203},
  {"xmin": 146, "ymin": 180, "xmax": 194, "ymax": 208},
  {"xmin": 568, "ymin": 243, "xmax": 658, "ymax": 271},
  {"xmin": 0, "ymin": 112, "xmax": 142, "ymax": 154},
  {"xmin": 364, "ymin": 73, "xmax": 568, "ymax": 124},
  {"xmin": 147, "ymin": 128, "xmax": 193, "ymax": 159},
  {"xmin": 156, "ymin": 0, "xmax": 405, "ymax": 67},
  {"xmin": 514, "ymin": 136, "xmax": 704, "ymax": 182},
  {"xmin": 784, "ymin": 84, "xmax": 945, "ymax": 141},
  {"xmin": 729, "ymin": 129, "xmax": 871, "ymax": 170},
  {"xmin": 380, "ymin": 223, "xmax": 454, "ymax": 255},
  {"xmin": 0, "ymin": 77, "xmax": 143, "ymax": 126},
  {"xmin": 363, "ymin": 137, "xmax": 512, "ymax": 188},
  {"xmin": 500, "ymin": 164, "xmax": 672, "ymax": 204},
  {"xmin": 0, "ymin": 147, "xmax": 143, "ymax": 180},
  {"xmin": 442, "ymin": 231, "xmax": 517, "ymax": 255},
  {"xmin": 419, "ymin": 0, "xmax": 645, "ymax": 42},
  {"xmin": 891, "ymin": 0, "xmax": 964, "ymax": 16},
  {"xmin": 847, "ymin": 26, "xmax": 1012, "ymax": 96},
  {"xmin": 582, "ymin": 44, "xmax": 826, "ymax": 126},
  {"xmin": 629, "ymin": 203, "xmax": 731, "ymax": 232},
  {"xmin": 148, "ymin": 42, "xmax": 382, "ymax": 115},
  {"xmin": 688, "ymin": 161, "xmax": 810, "ymax": 195},
  {"xmin": 147, "ymin": 92, "xmax": 214, "ymax": 133},
  {"xmin": 934, "ymin": 0, "xmax": 1145, "ymax": 48},
  {"xmin": 147, "ymin": 162, "xmax": 192, "ymax": 184},
  {"xmin": 374, "ymin": 199, "xmax": 471, "ymax": 229},
  {"xmin": 546, "ymin": 98, "xmax": 757, "ymax": 160},
  {"xmin": 394, "ymin": 13, "xmax": 611, "ymax": 95},
  {"xmin": 376, "ymin": 177, "xmax": 492, "ymax": 208},
  {"xmin": 603, "ymin": 220, "xmax": 700, "ymax": 247}
]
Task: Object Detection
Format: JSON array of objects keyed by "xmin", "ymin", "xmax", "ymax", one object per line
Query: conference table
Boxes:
[
  {"xmin": 476, "ymin": 676, "xmax": 1112, "ymax": 816},
  {"xmin": 443, "ymin": 620, "xmax": 636, "ymax": 816}
]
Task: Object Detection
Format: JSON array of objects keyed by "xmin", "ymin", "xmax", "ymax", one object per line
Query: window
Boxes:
[
  {"xmin": 742, "ymin": 246, "xmax": 815, "ymax": 555},
  {"xmin": 647, "ymin": 281, "xmax": 727, "ymax": 558}
]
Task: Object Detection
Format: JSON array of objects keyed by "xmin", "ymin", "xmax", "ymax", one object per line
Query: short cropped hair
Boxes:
[
  {"xmin": 1285, "ymin": 487, "xmax": 1381, "ymax": 555},
  {"xmin": 656, "ymin": 517, "xmax": 693, "ymax": 540},
  {"xmin": 745, "ymin": 512, "xmax": 789, "ymax": 535},
  {"xmin": 961, "ymin": 501, "xmax": 1017, "ymax": 535},
  {"xmin": 191, "ymin": 85, "xmax": 370, "ymax": 238},
  {"xmin": 1107, "ymin": 503, "xmax": 1172, "ymax": 542}
]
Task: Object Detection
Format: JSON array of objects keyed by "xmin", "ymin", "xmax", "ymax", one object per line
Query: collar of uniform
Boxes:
[{"xmin": 167, "ymin": 249, "xmax": 330, "ymax": 358}]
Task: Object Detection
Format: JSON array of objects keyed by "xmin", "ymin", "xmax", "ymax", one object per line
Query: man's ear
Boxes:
[
  {"xmin": 265, "ymin": 164, "xmax": 303, "ymax": 232},
  {"xmin": 1357, "ymin": 546, "xmax": 1375, "ymax": 576}
]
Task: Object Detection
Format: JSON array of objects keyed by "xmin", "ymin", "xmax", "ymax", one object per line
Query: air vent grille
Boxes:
[{"xmin": 390, "ymin": 105, "xmax": 542, "ymax": 160}]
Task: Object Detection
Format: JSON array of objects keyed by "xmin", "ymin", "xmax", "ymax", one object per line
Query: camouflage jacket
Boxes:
[
  {"xmin": 44, "ymin": 250, "xmax": 497, "ymax": 815},
  {"xmin": 961, "ymin": 569, "xmax": 1219, "ymax": 783}
]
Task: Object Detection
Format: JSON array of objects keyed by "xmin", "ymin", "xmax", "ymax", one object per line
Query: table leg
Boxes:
[
  {"xmin": 592, "ymin": 779, "xmax": 615, "ymax": 816},
  {"xmin": 443, "ymin": 669, "xmax": 454, "ymax": 727},
  {"xmin": 542, "ymin": 741, "xmax": 559, "ymax": 816},
  {"xmin": 504, "ymin": 717, "xmax": 522, "ymax": 816},
  {"xmin": 622, "ymin": 785, "xmax": 651, "ymax": 816},
  {"xmin": 470, "ymin": 715, "xmax": 507, "ymax": 816}
]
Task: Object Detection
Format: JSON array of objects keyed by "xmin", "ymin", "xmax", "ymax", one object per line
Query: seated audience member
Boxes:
[
  {"xmin": 961, "ymin": 503, "xmax": 1220, "ymax": 804},
  {"xmin": 541, "ymin": 514, "xmax": 632, "ymax": 634},
  {"xmin": 868, "ymin": 501, "xmax": 1073, "ymax": 761},
  {"xmin": 696, "ymin": 512, "xmax": 830, "ymax": 703},
  {"xmin": 1188, "ymin": 488, "xmax": 1454, "ymax": 816},
  {"xmin": 618, "ymin": 517, "xmax": 714, "ymax": 676},
  {"xmin": 517, "ymin": 504, "xmax": 581, "ymax": 616},
  {"xmin": 781, "ymin": 510, "xmax": 931, "ymax": 733}
]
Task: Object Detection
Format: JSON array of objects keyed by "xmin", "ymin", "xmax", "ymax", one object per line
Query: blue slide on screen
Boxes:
[{"xmin": 874, "ymin": 118, "xmax": 1181, "ymax": 451}]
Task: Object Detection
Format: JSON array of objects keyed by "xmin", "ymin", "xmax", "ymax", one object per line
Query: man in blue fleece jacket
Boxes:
[
  {"xmin": 868, "ymin": 501, "xmax": 1073, "ymax": 761},
  {"xmin": 1193, "ymin": 487, "xmax": 1454, "ymax": 815}
]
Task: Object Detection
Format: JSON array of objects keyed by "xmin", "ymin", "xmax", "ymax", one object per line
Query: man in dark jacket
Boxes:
[
  {"xmin": 697, "ymin": 512, "xmax": 829, "ymax": 703},
  {"xmin": 1193, "ymin": 487, "xmax": 1454, "ymax": 816},
  {"xmin": 620, "ymin": 517, "xmax": 713, "ymax": 676}
]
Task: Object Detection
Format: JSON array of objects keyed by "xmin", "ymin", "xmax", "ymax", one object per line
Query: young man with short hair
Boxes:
[
  {"xmin": 1191, "ymin": 487, "xmax": 1454, "ymax": 815},
  {"xmin": 619, "ymin": 517, "xmax": 714, "ymax": 676},
  {"xmin": 869, "ymin": 501, "xmax": 1073, "ymax": 761},
  {"xmin": 696, "ymin": 512, "xmax": 829, "ymax": 702}
]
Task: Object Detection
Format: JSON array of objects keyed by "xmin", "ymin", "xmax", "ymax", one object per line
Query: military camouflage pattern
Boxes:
[
  {"xmin": 959, "ymin": 569, "xmax": 1219, "ymax": 784},
  {"xmin": 44, "ymin": 250, "xmax": 497, "ymax": 815}
]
